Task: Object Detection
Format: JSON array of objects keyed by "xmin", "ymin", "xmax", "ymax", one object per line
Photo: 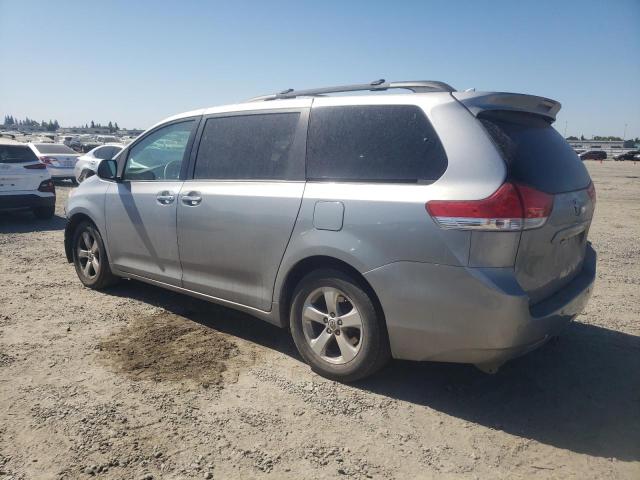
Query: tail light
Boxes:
[
  {"xmin": 586, "ymin": 182, "xmax": 596, "ymax": 206},
  {"xmin": 38, "ymin": 179, "xmax": 55, "ymax": 194},
  {"xmin": 39, "ymin": 156, "xmax": 56, "ymax": 165},
  {"xmin": 426, "ymin": 182, "xmax": 553, "ymax": 231},
  {"xmin": 24, "ymin": 163, "xmax": 47, "ymax": 169}
]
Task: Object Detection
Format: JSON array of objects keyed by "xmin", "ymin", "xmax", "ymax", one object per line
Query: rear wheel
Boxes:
[
  {"xmin": 290, "ymin": 269, "xmax": 389, "ymax": 382},
  {"xmin": 33, "ymin": 205, "xmax": 55, "ymax": 219},
  {"xmin": 72, "ymin": 221, "xmax": 118, "ymax": 289}
]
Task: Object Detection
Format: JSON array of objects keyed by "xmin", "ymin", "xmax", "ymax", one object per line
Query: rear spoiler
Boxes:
[{"xmin": 452, "ymin": 91, "xmax": 561, "ymax": 123}]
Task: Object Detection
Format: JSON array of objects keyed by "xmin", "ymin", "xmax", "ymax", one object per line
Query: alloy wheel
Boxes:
[{"xmin": 301, "ymin": 287, "xmax": 364, "ymax": 365}]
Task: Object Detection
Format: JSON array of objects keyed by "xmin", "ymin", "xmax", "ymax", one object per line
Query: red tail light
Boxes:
[
  {"xmin": 24, "ymin": 163, "xmax": 47, "ymax": 169},
  {"xmin": 426, "ymin": 182, "xmax": 553, "ymax": 231},
  {"xmin": 38, "ymin": 179, "xmax": 55, "ymax": 194},
  {"xmin": 39, "ymin": 156, "xmax": 55, "ymax": 165},
  {"xmin": 586, "ymin": 182, "xmax": 596, "ymax": 206}
]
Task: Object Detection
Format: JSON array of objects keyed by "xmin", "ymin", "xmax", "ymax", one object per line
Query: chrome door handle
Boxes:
[
  {"xmin": 181, "ymin": 191, "xmax": 202, "ymax": 206},
  {"xmin": 156, "ymin": 191, "xmax": 175, "ymax": 205}
]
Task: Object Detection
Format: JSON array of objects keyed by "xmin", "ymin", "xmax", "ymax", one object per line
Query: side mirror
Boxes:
[{"xmin": 97, "ymin": 159, "xmax": 119, "ymax": 181}]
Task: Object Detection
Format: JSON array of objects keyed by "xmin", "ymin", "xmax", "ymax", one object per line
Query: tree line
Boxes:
[
  {"xmin": 3, "ymin": 115, "xmax": 60, "ymax": 131},
  {"xmin": 3, "ymin": 115, "xmax": 121, "ymax": 132}
]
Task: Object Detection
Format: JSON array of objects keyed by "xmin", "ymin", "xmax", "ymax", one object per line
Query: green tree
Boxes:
[{"xmin": 90, "ymin": 120, "xmax": 95, "ymax": 128}]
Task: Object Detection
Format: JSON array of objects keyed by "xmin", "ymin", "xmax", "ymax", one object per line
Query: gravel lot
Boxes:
[{"xmin": 1, "ymin": 162, "xmax": 639, "ymax": 479}]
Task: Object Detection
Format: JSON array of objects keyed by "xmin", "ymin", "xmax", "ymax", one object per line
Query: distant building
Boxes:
[
  {"xmin": 567, "ymin": 139, "xmax": 636, "ymax": 154},
  {"xmin": 59, "ymin": 126, "xmax": 113, "ymax": 135}
]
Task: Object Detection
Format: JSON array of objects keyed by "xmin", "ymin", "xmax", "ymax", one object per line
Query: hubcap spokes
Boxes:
[
  {"xmin": 302, "ymin": 287, "xmax": 363, "ymax": 365},
  {"xmin": 78, "ymin": 230, "xmax": 100, "ymax": 278}
]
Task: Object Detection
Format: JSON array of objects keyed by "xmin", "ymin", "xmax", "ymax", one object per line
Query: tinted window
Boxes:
[
  {"xmin": 194, "ymin": 113, "xmax": 301, "ymax": 180},
  {"xmin": 307, "ymin": 105, "xmax": 447, "ymax": 183},
  {"xmin": 34, "ymin": 144, "xmax": 76, "ymax": 154},
  {"xmin": 0, "ymin": 145, "xmax": 39, "ymax": 163},
  {"xmin": 95, "ymin": 146, "xmax": 121, "ymax": 160},
  {"xmin": 124, "ymin": 121, "xmax": 194, "ymax": 181},
  {"xmin": 480, "ymin": 111, "xmax": 591, "ymax": 193}
]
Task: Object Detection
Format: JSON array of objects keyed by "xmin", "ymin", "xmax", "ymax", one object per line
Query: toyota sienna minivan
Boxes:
[{"xmin": 64, "ymin": 80, "xmax": 596, "ymax": 381}]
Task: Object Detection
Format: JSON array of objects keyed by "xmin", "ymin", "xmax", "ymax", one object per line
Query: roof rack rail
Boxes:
[{"xmin": 246, "ymin": 79, "xmax": 456, "ymax": 101}]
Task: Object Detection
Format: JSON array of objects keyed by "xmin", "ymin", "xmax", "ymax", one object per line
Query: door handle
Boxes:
[
  {"xmin": 182, "ymin": 191, "xmax": 202, "ymax": 206},
  {"xmin": 156, "ymin": 191, "xmax": 175, "ymax": 205}
]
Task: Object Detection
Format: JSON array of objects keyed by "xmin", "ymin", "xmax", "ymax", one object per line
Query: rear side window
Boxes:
[
  {"xmin": 34, "ymin": 144, "xmax": 76, "ymax": 154},
  {"xmin": 0, "ymin": 145, "xmax": 39, "ymax": 163},
  {"xmin": 194, "ymin": 113, "xmax": 301, "ymax": 180},
  {"xmin": 480, "ymin": 111, "xmax": 591, "ymax": 193},
  {"xmin": 307, "ymin": 105, "xmax": 448, "ymax": 183}
]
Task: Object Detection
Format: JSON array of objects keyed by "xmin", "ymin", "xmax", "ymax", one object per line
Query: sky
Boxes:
[{"xmin": 1, "ymin": 0, "xmax": 639, "ymax": 138}]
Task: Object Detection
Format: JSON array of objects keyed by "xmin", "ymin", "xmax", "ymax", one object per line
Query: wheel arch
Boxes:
[
  {"xmin": 64, "ymin": 212, "xmax": 101, "ymax": 263},
  {"xmin": 277, "ymin": 255, "xmax": 387, "ymax": 333}
]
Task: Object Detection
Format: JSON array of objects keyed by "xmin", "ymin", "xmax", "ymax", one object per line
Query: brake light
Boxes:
[
  {"xmin": 23, "ymin": 163, "xmax": 46, "ymax": 169},
  {"xmin": 39, "ymin": 156, "xmax": 55, "ymax": 165},
  {"xmin": 38, "ymin": 179, "xmax": 55, "ymax": 194},
  {"xmin": 426, "ymin": 182, "xmax": 553, "ymax": 231},
  {"xmin": 586, "ymin": 182, "xmax": 596, "ymax": 206}
]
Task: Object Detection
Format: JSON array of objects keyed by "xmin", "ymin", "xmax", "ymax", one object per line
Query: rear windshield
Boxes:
[
  {"xmin": 34, "ymin": 144, "xmax": 77, "ymax": 154},
  {"xmin": 480, "ymin": 111, "xmax": 591, "ymax": 193},
  {"xmin": 0, "ymin": 145, "xmax": 39, "ymax": 163}
]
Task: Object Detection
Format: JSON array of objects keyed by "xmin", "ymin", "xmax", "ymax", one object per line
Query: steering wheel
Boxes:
[{"xmin": 163, "ymin": 160, "xmax": 181, "ymax": 179}]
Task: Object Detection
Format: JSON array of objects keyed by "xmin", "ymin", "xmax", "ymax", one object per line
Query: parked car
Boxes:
[
  {"xmin": 64, "ymin": 80, "xmax": 597, "ymax": 381},
  {"xmin": 74, "ymin": 144, "xmax": 124, "ymax": 183},
  {"xmin": 613, "ymin": 150, "xmax": 640, "ymax": 161},
  {"xmin": 69, "ymin": 137, "xmax": 102, "ymax": 153},
  {"xmin": 28, "ymin": 143, "xmax": 81, "ymax": 183},
  {"xmin": 0, "ymin": 138, "xmax": 55, "ymax": 218},
  {"xmin": 579, "ymin": 150, "xmax": 607, "ymax": 160}
]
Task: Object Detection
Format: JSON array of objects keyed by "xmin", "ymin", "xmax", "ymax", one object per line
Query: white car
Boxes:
[
  {"xmin": 28, "ymin": 143, "xmax": 80, "ymax": 183},
  {"xmin": 74, "ymin": 144, "xmax": 124, "ymax": 183},
  {"xmin": 0, "ymin": 138, "xmax": 55, "ymax": 218}
]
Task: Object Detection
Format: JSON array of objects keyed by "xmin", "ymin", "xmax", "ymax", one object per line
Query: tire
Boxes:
[
  {"xmin": 33, "ymin": 205, "xmax": 55, "ymax": 219},
  {"xmin": 72, "ymin": 221, "xmax": 118, "ymax": 289},
  {"xmin": 290, "ymin": 269, "xmax": 390, "ymax": 382}
]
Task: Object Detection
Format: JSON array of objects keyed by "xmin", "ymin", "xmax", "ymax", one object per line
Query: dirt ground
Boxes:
[{"xmin": 1, "ymin": 162, "xmax": 639, "ymax": 480}]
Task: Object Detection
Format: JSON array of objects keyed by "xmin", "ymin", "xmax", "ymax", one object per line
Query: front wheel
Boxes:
[
  {"xmin": 290, "ymin": 269, "xmax": 390, "ymax": 382},
  {"xmin": 72, "ymin": 221, "xmax": 118, "ymax": 289}
]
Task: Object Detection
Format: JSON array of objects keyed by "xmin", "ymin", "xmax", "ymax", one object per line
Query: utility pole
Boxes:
[{"xmin": 623, "ymin": 123, "xmax": 627, "ymax": 141}]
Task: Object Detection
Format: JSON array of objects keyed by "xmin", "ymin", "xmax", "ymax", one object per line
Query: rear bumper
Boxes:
[
  {"xmin": 0, "ymin": 193, "xmax": 55, "ymax": 210},
  {"xmin": 48, "ymin": 166, "xmax": 75, "ymax": 179},
  {"xmin": 364, "ymin": 244, "xmax": 596, "ymax": 365}
]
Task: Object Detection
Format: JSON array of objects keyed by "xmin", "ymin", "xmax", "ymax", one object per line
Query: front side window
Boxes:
[
  {"xmin": 194, "ymin": 113, "xmax": 301, "ymax": 180},
  {"xmin": 307, "ymin": 105, "xmax": 448, "ymax": 183},
  {"xmin": 95, "ymin": 146, "xmax": 121, "ymax": 160},
  {"xmin": 124, "ymin": 121, "xmax": 194, "ymax": 181}
]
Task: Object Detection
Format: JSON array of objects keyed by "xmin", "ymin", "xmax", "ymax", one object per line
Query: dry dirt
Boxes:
[{"xmin": 1, "ymin": 162, "xmax": 639, "ymax": 480}]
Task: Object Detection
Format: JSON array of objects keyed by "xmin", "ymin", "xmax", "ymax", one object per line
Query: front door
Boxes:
[{"xmin": 105, "ymin": 119, "xmax": 197, "ymax": 285}]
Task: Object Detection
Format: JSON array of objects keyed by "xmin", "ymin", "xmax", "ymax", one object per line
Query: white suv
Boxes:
[{"xmin": 0, "ymin": 138, "xmax": 56, "ymax": 218}]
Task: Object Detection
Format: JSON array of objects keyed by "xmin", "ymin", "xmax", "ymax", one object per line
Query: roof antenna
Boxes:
[
  {"xmin": 371, "ymin": 79, "xmax": 385, "ymax": 86},
  {"xmin": 279, "ymin": 88, "xmax": 294, "ymax": 95}
]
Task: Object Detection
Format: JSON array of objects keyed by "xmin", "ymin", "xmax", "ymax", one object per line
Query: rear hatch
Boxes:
[
  {"xmin": 0, "ymin": 144, "xmax": 48, "ymax": 192},
  {"xmin": 477, "ymin": 109, "xmax": 594, "ymax": 304}
]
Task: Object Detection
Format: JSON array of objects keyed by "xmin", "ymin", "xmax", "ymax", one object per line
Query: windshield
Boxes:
[{"xmin": 34, "ymin": 144, "xmax": 77, "ymax": 155}]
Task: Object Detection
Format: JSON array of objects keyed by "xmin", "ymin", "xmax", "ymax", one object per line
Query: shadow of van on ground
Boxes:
[{"xmin": 104, "ymin": 279, "xmax": 640, "ymax": 462}]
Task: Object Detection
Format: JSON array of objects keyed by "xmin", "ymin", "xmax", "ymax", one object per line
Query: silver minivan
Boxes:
[{"xmin": 64, "ymin": 80, "xmax": 596, "ymax": 381}]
